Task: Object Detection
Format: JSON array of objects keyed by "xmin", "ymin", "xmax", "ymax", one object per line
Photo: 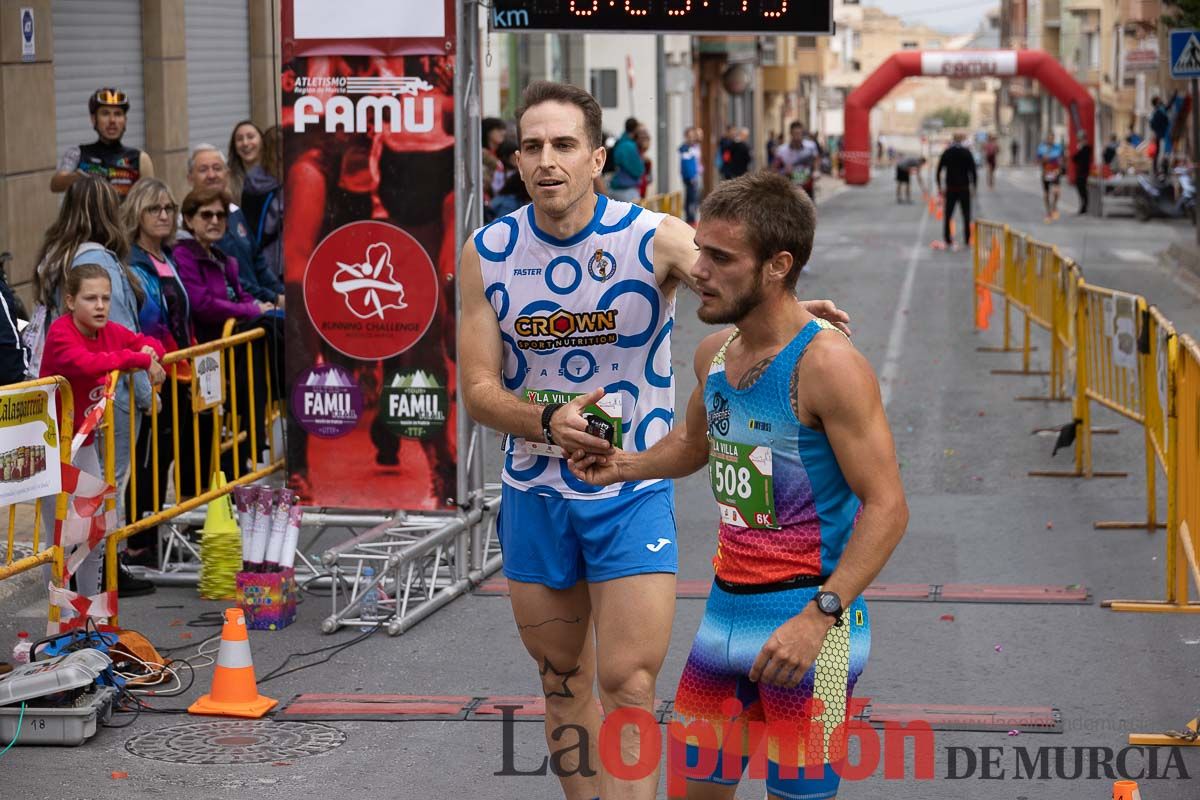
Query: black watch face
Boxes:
[{"xmin": 818, "ymin": 592, "xmax": 840, "ymax": 614}]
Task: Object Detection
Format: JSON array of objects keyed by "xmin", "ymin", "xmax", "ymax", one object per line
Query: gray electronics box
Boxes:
[{"xmin": 0, "ymin": 649, "xmax": 116, "ymax": 746}]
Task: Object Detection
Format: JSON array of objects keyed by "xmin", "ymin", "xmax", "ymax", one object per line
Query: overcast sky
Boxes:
[{"xmin": 865, "ymin": 0, "xmax": 996, "ymax": 35}]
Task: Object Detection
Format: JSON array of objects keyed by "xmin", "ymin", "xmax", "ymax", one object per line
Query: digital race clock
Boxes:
[{"xmin": 488, "ymin": 0, "xmax": 833, "ymax": 35}]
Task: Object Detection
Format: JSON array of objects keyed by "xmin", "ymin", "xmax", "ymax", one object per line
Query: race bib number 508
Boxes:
[{"xmin": 709, "ymin": 438, "xmax": 778, "ymax": 529}]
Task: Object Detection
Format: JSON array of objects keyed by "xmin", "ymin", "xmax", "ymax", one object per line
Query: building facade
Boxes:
[{"xmin": 0, "ymin": 0, "xmax": 280, "ymax": 304}]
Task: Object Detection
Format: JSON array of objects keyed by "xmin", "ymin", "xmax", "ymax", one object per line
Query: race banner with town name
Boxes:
[{"xmin": 282, "ymin": 0, "xmax": 457, "ymax": 510}]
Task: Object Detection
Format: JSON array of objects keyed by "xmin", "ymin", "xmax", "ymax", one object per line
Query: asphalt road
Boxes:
[{"xmin": 2, "ymin": 166, "xmax": 1199, "ymax": 799}]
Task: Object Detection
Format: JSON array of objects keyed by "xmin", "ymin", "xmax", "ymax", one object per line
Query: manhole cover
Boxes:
[{"xmin": 125, "ymin": 720, "xmax": 346, "ymax": 764}]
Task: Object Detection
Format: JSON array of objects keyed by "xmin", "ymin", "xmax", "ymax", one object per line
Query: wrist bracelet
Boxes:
[{"xmin": 541, "ymin": 403, "xmax": 563, "ymax": 446}]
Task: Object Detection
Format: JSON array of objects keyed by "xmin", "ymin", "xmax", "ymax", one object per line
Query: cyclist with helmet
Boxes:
[{"xmin": 50, "ymin": 87, "xmax": 154, "ymax": 199}]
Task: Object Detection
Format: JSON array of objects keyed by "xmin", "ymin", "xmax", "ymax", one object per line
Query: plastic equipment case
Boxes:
[{"xmin": 0, "ymin": 649, "xmax": 116, "ymax": 746}]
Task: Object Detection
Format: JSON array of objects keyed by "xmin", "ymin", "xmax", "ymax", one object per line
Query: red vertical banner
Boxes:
[{"xmin": 281, "ymin": 0, "xmax": 457, "ymax": 510}]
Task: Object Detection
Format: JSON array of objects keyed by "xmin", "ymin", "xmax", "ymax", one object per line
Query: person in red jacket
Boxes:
[{"xmin": 39, "ymin": 263, "xmax": 164, "ymax": 610}]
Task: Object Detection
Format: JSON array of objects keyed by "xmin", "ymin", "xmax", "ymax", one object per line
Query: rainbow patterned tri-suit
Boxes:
[{"xmin": 673, "ymin": 319, "xmax": 870, "ymax": 800}]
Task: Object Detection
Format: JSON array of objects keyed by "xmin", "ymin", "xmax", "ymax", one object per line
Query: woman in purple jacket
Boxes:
[
  {"xmin": 174, "ymin": 187, "xmax": 273, "ymax": 343},
  {"xmin": 175, "ymin": 187, "xmax": 282, "ymax": 470}
]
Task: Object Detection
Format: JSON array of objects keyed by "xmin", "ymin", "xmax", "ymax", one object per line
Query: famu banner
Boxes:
[{"xmin": 282, "ymin": 0, "xmax": 457, "ymax": 510}]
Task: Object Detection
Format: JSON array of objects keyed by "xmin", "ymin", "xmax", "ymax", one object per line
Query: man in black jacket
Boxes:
[
  {"xmin": 936, "ymin": 133, "xmax": 976, "ymax": 250},
  {"xmin": 1072, "ymin": 130, "xmax": 1093, "ymax": 215}
]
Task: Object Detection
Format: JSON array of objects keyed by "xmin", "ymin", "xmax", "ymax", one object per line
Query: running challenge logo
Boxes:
[
  {"xmin": 513, "ymin": 309, "xmax": 618, "ymax": 351},
  {"xmin": 303, "ymin": 220, "xmax": 438, "ymax": 360}
]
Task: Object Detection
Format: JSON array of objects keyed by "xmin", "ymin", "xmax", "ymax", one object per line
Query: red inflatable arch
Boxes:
[{"xmin": 843, "ymin": 50, "xmax": 1094, "ymax": 185}]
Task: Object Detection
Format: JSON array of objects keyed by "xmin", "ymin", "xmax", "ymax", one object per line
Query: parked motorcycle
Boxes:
[{"xmin": 1134, "ymin": 169, "xmax": 1196, "ymax": 223}]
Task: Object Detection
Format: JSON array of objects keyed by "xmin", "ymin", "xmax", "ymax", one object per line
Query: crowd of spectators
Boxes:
[{"xmin": 1, "ymin": 87, "xmax": 285, "ymax": 598}]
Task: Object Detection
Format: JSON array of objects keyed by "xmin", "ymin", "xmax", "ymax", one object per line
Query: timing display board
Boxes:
[{"xmin": 488, "ymin": 0, "xmax": 833, "ymax": 34}]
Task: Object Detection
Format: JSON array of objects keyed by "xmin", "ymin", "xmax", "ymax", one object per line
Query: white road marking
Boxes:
[
  {"xmin": 1108, "ymin": 248, "xmax": 1155, "ymax": 264},
  {"xmin": 879, "ymin": 205, "xmax": 929, "ymax": 409}
]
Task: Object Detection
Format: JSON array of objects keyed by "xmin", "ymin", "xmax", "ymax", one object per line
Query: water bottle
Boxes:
[
  {"xmin": 12, "ymin": 631, "xmax": 32, "ymax": 665},
  {"xmin": 360, "ymin": 567, "xmax": 379, "ymax": 628}
]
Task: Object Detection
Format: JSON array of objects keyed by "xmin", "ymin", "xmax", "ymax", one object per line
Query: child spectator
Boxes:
[{"xmin": 39, "ymin": 264, "xmax": 164, "ymax": 602}]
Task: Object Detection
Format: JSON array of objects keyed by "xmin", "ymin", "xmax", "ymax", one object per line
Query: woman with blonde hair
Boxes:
[
  {"xmin": 31, "ymin": 175, "xmax": 155, "ymax": 596},
  {"xmin": 122, "ymin": 178, "xmax": 211, "ymax": 564}
]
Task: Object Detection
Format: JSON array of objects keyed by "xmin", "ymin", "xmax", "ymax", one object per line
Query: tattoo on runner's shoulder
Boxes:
[
  {"xmin": 540, "ymin": 657, "xmax": 582, "ymax": 699},
  {"xmin": 790, "ymin": 360, "xmax": 807, "ymax": 423},
  {"xmin": 736, "ymin": 356, "xmax": 774, "ymax": 390}
]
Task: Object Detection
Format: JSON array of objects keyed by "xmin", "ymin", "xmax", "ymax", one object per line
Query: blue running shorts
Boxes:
[{"xmin": 498, "ymin": 481, "xmax": 678, "ymax": 588}]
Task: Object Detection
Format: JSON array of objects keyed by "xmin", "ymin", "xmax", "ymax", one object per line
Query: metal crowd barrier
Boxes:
[
  {"xmin": 1108, "ymin": 333, "xmax": 1200, "ymax": 614},
  {"xmin": 0, "ymin": 377, "xmax": 73, "ymax": 623},
  {"xmin": 93, "ymin": 327, "xmax": 285, "ymax": 626},
  {"xmin": 640, "ymin": 190, "xmax": 684, "ymax": 218},
  {"xmin": 972, "ymin": 219, "xmax": 1200, "ymax": 616}
]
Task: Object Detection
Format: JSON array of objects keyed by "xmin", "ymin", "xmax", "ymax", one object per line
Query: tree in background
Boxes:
[{"xmin": 924, "ymin": 107, "xmax": 971, "ymax": 130}]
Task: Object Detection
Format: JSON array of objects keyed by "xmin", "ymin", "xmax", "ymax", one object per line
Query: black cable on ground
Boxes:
[{"xmin": 256, "ymin": 622, "xmax": 383, "ymax": 686}]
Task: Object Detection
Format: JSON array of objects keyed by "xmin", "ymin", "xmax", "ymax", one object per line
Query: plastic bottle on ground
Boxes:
[{"xmin": 360, "ymin": 567, "xmax": 379, "ymax": 629}]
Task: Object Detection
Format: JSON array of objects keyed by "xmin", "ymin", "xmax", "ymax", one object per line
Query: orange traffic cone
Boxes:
[
  {"xmin": 1113, "ymin": 780, "xmax": 1141, "ymax": 800},
  {"xmin": 188, "ymin": 607, "xmax": 277, "ymax": 718}
]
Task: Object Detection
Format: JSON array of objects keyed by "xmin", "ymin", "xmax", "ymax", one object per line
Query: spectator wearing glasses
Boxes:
[
  {"xmin": 185, "ymin": 144, "xmax": 284, "ymax": 308},
  {"xmin": 123, "ymin": 178, "xmax": 214, "ymax": 562},
  {"xmin": 175, "ymin": 187, "xmax": 282, "ymax": 469}
]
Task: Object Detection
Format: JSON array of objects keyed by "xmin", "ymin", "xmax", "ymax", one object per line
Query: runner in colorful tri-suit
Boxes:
[{"xmin": 570, "ymin": 171, "xmax": 909, "ymax": 800}]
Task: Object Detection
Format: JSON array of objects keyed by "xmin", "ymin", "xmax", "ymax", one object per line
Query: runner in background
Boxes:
[
  {"xmin": 1036, "ymin": 133, "xmax": 1064, "ymax": 222},
  {"xmin": 984, "ymin": 134, "xmax": 999, "ymax": 189},
  {"xmin": 894, "ymin": 156, "xmax": 926, "ymax": 204},
  {"xmin": 50, "ymin": 88, "xmax": 154, "ymax": 200},
  {"xmin": 771, "ymin": 121, "xmax": 819, "ymax": 200}
]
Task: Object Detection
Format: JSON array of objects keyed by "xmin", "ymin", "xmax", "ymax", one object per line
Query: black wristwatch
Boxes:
[
  {"xmin": 541, "ymin": 403, "xmax": 563, "ymax": 446},
  {"xmin": 813, "ymin": 591, "xmax": 844, "ymax": 626}
]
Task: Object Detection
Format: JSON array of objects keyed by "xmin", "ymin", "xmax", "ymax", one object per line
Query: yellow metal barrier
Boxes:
[
  {"xmin": 1006, "ymin": 240, "xmax": 1071, "ymax": 402},
  {"xmin": 971, "ymin": 220, "xmax": 1006, "ymax": 332},
  {"xmin": 1107, "ymin": 334, "xmax": 1200, "ymax": 614},
  {"xmin": 0, "ymin": 378, "xmax": 73, "ymax": 614},
  {"xmin": 973, "ymin": 221, "xmax": 1044, "ymax": 378},
  {"xmin": 1029, "ymin": 274, "xmax": 1131, "ymax": 480},
  {"xmin": 640, "ymin": 190, "xmax": 684, "ymax": 218},
  {"xmin": 90, "ymin": 327, "xmax": 284, "ymax": 626},
  {"xmin": 1095, "ymin": 305, "xmax": 1174, "ymax": 531}
]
